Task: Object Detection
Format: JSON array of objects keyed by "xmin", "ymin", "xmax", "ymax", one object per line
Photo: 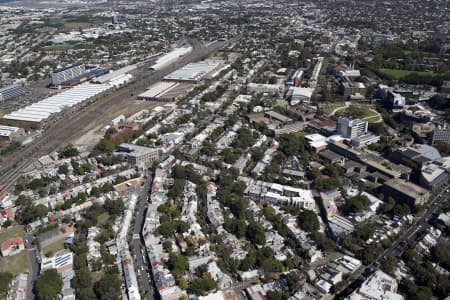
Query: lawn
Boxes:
[
  {"xmin": 323, "ymin": 102, "xmax": 347, "ymax": 116},
  {"xmin": 378, "ymin": 68, "xmax": 435, "ymax": 80},
  {"xmin": 335, "ymin": 105, "xmax": 381, "ymax": 123},
  {"xmin": 0, "ymin": 251, "xmax": 29, "ymax": 276},
  {"xmin": 97, "ymin": 212, "xmax": 110, "ymax": 226},
  {"xmin": 42, "ymin": 238, "xmax": 66, "ymax": 257},
  {"xmin": 0, "ymin": 226, "xmax": 25, "ymax": 244},
  {"xmin": 274, "ymin": 99, "xmax": 288, "ymax": 108}
]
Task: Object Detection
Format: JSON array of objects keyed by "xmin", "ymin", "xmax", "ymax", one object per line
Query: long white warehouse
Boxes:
[
  {"xmin": 1, "ymin": 83, "xmax": 111, "ymax": 130},
  {"xmin": 149, "ymin": 46, "xmax": 192, "ymax": 71}
]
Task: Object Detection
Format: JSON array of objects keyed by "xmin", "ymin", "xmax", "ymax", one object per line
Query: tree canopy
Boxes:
[
  {"xmin": 35, "ymin": 269, "xmax": 62, "ymax": 300},
  {"xmin": 297, "ymin": 210, "xmax": 319, "ymax": 232}
]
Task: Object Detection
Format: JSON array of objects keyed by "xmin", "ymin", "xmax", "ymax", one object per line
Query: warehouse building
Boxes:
[
  {"xmin": 382, "ymin": 178, "xmax": 431, "ymax": 206},
  {"xmin": 51, "ymin": 62, "xmax": 86, "ymax": 86},
  {"xmin": 163, "ymin": 60, "xmax": 221, "ymax": 83},
  {"xmin": 92, "ymin": 64, "xmax": 136, "ymax": 85},
  {"xmin": 138, "ymin": 81, "xmax": 194, "ymax": 102},
  {"xmin": 0, "ymin": 83, "xmax": 111, "ymax": 130},
  {"xmin": 0, "ymin": 84, "xmax": 25, "ymax": 102},
  {"xmin": 0, "ymin": 125, "xmax": 25, "ymax": 142},
  {"xmin": 149, "ymin": 46, "xmax": 192, "ymax": 71}
]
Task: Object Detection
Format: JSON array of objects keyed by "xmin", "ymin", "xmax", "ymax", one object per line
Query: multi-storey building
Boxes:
[{"xmin": 337, "ymin": 117, "xmax": 368, "ymax": 139}]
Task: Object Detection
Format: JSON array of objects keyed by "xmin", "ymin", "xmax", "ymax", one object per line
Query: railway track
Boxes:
[{"xmin": 0, "ymin": 39, "xmax": 230, "ymax": 191}]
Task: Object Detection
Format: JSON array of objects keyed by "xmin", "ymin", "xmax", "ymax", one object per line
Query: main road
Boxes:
[
  {"xmin": 0, "ymin": 38, "xmax": 230, "ymax": 191},
  {"xmin": 132, "ymin": 171, "xmax": 154, "ymax": 300},
  {"xmin": 335, "ymin": 186, "xmax": 450, "ymax": 299}
]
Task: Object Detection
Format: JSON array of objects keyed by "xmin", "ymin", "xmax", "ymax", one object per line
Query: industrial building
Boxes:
[
  {"xmin": 382, "ymin": 178, "xmax": 431, "ymax": 206},
  {"xmin": 138, "ymin": 81, "xmax": 194, "ymax": 102},
  {"xmin": 430, "ymin": 127, "xmax": 450, "ymax": 145},
  {"xmin": 149, "ymin": 46, "xmax": 192, "ymax": 71},
  {"xmin": 51, "ymin": 62, "xmax": 86, "ymax": 86},
  {"xmin": 0, "ymin": 84, "xmax": 25, "ymax": 102},
  {"xmin": 59, "ymin": 68, "xmax": 108, "ymax": 88},
  {"xmin": 1, "ymin": 83, "xmax": 111, "ymax": 130},
  {"xmin": 92, "ymin": 64, "xmax": 136, "ymax": 85},
  {"xmin": 163, "ymin": 60, "xmax": 221, "ymax": 83},
  {"xmin": 0, "ymin": 125, "xmax": 25, "ymax": 142}
]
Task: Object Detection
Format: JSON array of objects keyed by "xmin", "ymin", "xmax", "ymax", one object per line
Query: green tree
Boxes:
[
  {"xmin": 188, "ymin": 275, "xmax": 217, "ymax": 296},
  {"xmin": 58, "ymin": 144, "xmax": 79, "ymax": 158},
  {"xmin": 347, "ymin": 195, "xmax": 370, "ymax": 213},
  {"xmin": 167, "ymin": 254, "xmax": 188, "ymax": 278},
  {"xmin": 310, "ymin": 231, "xmax": 335, "ymax": 251},
  {"xmin": 157, "ymin": 222, "xmax": 175, "ymax": 238},
  {"xmin": 297, "ymin": 210, "xmax": 319, "ymax": 232},
  {"xmin": 58, "ymin": 164, "xmax": 69, "ymax": 175},
  {"xmin": 246, "ymin": 221, "xmax": 266, "ymax": 245},
  {"xmin": 35, "ymin": 269, "xmax": 62, "ymax": 300},
  {"xmin": 381, "ymin": 256, "xmax": 397, "ymax": 275},
  {"xmin": 430, "ymin": 243, "xmax": 450, "ymax": 269},
  {"xmin": 0, "ymin": 272, "xmax": 13, "ymax": 297},
  {"xmin": 94, "ymin": 270, "xmax": 121, "ymax": 300}
]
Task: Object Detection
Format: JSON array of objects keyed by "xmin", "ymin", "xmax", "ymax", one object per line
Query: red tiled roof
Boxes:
[
  {"xmin": 1, "ymin": 237, "xmax": 24, "ymax": 252},
  {"xmin": 0, "ymin": 209, "xmax": 14, "ymax": 220}
]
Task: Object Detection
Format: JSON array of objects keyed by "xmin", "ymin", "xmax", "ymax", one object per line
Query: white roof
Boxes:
[
  {"xmin": 198, "ymin": 291, "xmax": 224, "ymax": 300},
  {"xmin": 164, "ymin": 61, "xmax": 219, "ymax": 81},
  {"xmin": 290, "ymin": 87, "xmax": 313, "ymax": 98},
  {"xmin": 94, "ymin": 65, "xmax": 136, "ymax": 84},
  {"xmin": 151, "ymin": 47, "xmax": 192, "ymax": 70},
  {"xmin": 305, "ymin": 133, "xmax": 327, "ymax": 142},
  {"xmin": 2, "ymin": 83, "xmax": 111, "ymax": 123},
  {"xmin": 138, "ymin": 81, "xmax": 179, "ymax": 98}
]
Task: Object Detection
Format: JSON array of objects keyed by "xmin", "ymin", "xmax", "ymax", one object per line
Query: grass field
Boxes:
[
  {"xmin": 274, "ymin": 99, "xmax": 288, "ymax": 108},
  {"xmin": 323, "ymin": 102, "xmax": 347, "ymax": 116},
  {"xmin": 97, "ymin": 212, "xmax": 110, "ymax": 226},
  {"xmin": 0, "ymin": 226, "xmax": 25, "ymax": 244},
  {"xmin": 0, "ymin": 251, "xmax": 29, "ymax": 276},
  {"xmin": 379, "ymin": 68, "xmax": 435, "ymax": 80},
  {"xmin": 42, "ymin": 238, "xmax": 66, "ymax": 257},
  {"xmin": 335, "ymin": 104, "xmax": 382, "ymax": 123}
]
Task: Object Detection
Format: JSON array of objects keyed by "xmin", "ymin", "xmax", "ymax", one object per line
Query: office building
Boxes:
[
  {"xmin": 117, "ymin": 143, "xmax": 159, "ymax": 166},
  {"xmin": 419, "ymin": 158, "xmax": 450, "ymax": 192},
  {"xmin": 337, "ymin": 117, "xmax": 368, "ymax": 139},
  {"xmin": 41, "ymin": 252, "xmax": 74, "ymax": 273},
  {"xmin": 340, "ymin": 81, "xmax": 366, "ymax": 98},
  {"xmin": 386, "ymin": 91, "xmax": 406, "ymax": 108},
  {"xmin": 346, "ymin": 270, "xmax": 403, "ymax": 300},
  {"xmin": 51, "ymin": 63, "xmax": 86, "ymax": 86},
  {"xmin": 350, "ymin": 133, "xmax": 381, "ymax": 148}
]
